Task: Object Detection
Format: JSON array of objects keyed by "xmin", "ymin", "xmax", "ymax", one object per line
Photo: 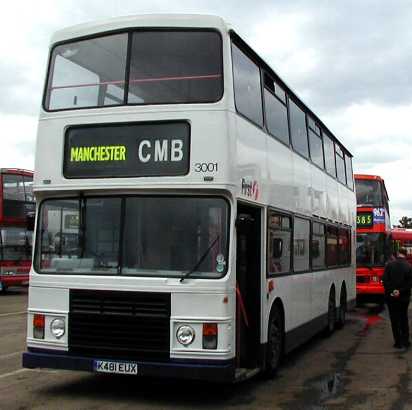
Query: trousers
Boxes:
[{"xmin": 386, "ymin": 299, "xmax": 410, "ymax": 345}]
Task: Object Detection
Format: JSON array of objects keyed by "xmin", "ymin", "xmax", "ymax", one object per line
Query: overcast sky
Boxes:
[{"xmin": 1, "ymin": 0, "xmax": 411, "ymax": 224}]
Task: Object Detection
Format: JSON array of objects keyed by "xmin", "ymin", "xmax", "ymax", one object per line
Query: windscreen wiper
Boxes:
[{"xmin": 180, "ymin": 236, "xmax": 220, "ymax": 283}]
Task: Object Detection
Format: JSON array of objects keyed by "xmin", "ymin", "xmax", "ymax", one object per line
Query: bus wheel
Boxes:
[
  {"xmin": 325, "ymin": 289, "xmax": 336, "ymax": 336},
  {"xmin": 0, "ymin": 282, "xmax": 6, "ymax": 294},
  {"xmin": 336, "ymin": 288, "xmax": 347, "ymax": 329},
  {"xmin": 264, "ymin": 307, "xmax": 284, "ymax": 378}
]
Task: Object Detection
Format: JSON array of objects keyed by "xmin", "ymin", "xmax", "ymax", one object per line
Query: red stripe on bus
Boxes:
[{"xmin": 50, "ymin": 74, "xmax": 222, "ymax": 91}]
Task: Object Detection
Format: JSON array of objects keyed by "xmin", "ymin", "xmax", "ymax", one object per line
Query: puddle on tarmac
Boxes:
[
  {"xmin": 316, "ymin": 372, "xmax": 344, "ymax": 401},
  {"xmin": 290, "ymin": 372, "xmax": 345, "ymax": 410}
]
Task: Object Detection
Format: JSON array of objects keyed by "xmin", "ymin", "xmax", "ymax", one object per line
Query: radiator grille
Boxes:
[{"xmin": 69, "ymin": 289, "xmax": 171, "ymax": 360}]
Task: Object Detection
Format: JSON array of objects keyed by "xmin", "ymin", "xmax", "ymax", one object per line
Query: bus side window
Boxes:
[
  {"xmin": 345, "ymin": 155, "xmax": 354, "ymax": 189},
  {"xmin": 326, "ymin": 226, "xmax": 338, "ymax": 266},
  {"xmin": 293, "ymin": 217, "xmax": 310, "ymax": 272},
  {"xmin": 267, "ymin": 212, "xmax": 291, "ymax": 275},
  {"xmin": 231, "ymin": 43, "xmax": 263, "ymax": 127},
  {"xmin": 312, "ymin": 222, "xmax": 326, "ymax": 269},
  {"xmin": 289, "ymin": 99, "xmax": 309, "ymax": 159},
  {"xmin": 323, "ymin": 133, "xmax": 336, "ymax": 178},
  {"xmin": 272, "ymin": 238, "xmax": 283, "ymax": 259}
]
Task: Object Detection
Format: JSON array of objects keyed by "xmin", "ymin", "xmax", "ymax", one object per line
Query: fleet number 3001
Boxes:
[{"xmin": 194, "ymin": 162, "xmax": 218, "ymax": 172}]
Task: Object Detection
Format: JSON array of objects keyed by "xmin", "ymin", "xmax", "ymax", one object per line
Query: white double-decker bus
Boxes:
[{"xmin": 23, "ymin": 14, "xmax": 356, "ymax": 382}]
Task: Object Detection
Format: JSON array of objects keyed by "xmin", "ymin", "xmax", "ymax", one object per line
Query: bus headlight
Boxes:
[
  {"xmin": 50, "ymin": 318, "xmax": 65, "ymax": 339},
  {"xmin": 176, "ymin": 325, "xmax": 195, "ymax": 346}
]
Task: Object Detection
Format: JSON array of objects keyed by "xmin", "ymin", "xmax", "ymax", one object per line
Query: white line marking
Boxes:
[
  {"xmin": 0, "ymin": 368, "xmax": 29, "ymax": 380},
  {"xmin": 0, "ymin": 311, "xmax": 26, "ymax": 318},
  {"xmin": 0, "ymin": 351, "xmax": 24, "ymax": 360}
]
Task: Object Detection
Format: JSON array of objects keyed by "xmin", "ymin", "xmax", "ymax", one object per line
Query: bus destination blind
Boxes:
[
  {"xmin": 64, "ymin": 122, "xmax": 190, "ymax": 178},
  {"xmin": 356, "ymin": 212, "xmax": 373, "ymax": 228}
]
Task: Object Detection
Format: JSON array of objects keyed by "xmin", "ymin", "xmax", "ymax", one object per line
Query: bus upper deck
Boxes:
[{"xmin": 35, "ymin": 16, "xmax": 354, "ymax": 216}]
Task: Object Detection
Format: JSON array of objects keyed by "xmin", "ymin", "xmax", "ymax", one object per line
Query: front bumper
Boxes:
[
  {"xmin": 22, "ymin": 349, "xmax": 235, "ymax": 382},
  {"xmin": 356, "ymin": 284, "xmax": 384, "ymax": 295}
]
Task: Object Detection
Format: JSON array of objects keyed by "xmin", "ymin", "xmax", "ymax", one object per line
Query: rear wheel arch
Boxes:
[
  {"xmin": 337, "ymin": 282, "xmax": 348, "ymax": 329},
  {"xmin": 263, "ymin": 298, "xmax": 285, "ymax": 378},
  {"xmin": 324, "ymin": 285, "xmax": 336, "ymax": 336}
]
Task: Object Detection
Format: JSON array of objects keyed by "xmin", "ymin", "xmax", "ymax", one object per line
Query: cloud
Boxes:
[
  {"xmin": 0, "ymin": 114, "xmax": 37, "ymax": 170},
  {"xmin": 247, "ymin": 1, "xmax": 412, "ymax": 112},
  {"xmin": 323, "ymin": 102, "xmax": 412, "ymax": 152},
  {"xmin": 0, "ymin": 0, "xmax": 411, "ymax": 224}
]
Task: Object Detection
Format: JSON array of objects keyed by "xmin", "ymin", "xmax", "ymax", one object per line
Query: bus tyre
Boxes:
[
  {"xmin": 336, "ymin": 288, "xmax": 347, "ymax": 329},
  {"xmin": 0, "ymin": 282, "xmax": 6, "ymax": 294},
  {"xmin": 264, "ymin": 307, "xmax": 284, "ymax": 378},
  {"xmin": 325, "ymin": 289, "xmax": 336, "ymax": 336}
]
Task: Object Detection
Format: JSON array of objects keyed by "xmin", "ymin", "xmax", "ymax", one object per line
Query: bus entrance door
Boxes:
[{"xmin": 236, "ymin": 204, "xmax": 261, "ymax": 371}]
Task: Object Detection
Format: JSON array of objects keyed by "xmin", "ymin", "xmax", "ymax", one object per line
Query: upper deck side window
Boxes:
[
  {"xmin": 335, "ymin": 143, "xmax": 347, "ymax": 185},
  {"xmin": 231, "ymin": 43, "xmax": 263, "ymax": 127},
  {"xmin": 307, "ymin": 115, "xmax": 324, "ymax": 169},
  {"xmin": 263, "ymin": 73, "xmax": 289, "ymax": 145},
  {"xmin": 289, "ymin": 99, "xmax": 309, "ymax": 158},
  {"xmin": 323, "ymin": 133, "xmax": 336, "ymax": 177},
  {"xmin": 345, "ymin": 155, "xmax": 354, "ymax": 190},
  {"xmin": 383, "ymin": 185, "xmax": 390, "ymax": 213},
  {"xmin": 45, "ymin": 30, "xmax": 223, "ymax": 111}
]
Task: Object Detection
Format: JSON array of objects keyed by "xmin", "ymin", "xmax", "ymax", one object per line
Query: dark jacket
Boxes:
[{"xmin": 382, "ymin": 257, "xmax": 412, "ymax": 302}]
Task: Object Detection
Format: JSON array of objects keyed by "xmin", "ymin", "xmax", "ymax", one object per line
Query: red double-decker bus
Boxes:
[
  {"xmin": 391, "ymin": 228, "xmax": 412, "ymax": 266},
  {"xmin": 355, "ymin": 174, "xmax": 391, "ymax": 303},
  {"xmin": 0, "ymin": 169, "xmax": 34, "ymax": 293}
]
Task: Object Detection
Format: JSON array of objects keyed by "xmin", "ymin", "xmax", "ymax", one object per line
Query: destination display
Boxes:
[
  {"xmin": 63, "ymin": 122, "xmax": 190, "ymax": 178},
  {"xmin": 356, "ymin": 212, "xmax": 373, "ymax": 228}
]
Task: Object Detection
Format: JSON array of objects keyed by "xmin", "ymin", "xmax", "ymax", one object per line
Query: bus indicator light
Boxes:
[
  {"xmin": 33, "ymin": 314, "xmax": 45, "ymax": 339},
  {"xmin": 268, "ymin": 280, "xmax": 275, "ymax": 293},
  {"xmin": 203, "ymin": 323, "xmax": 218, "ymax": 349}
]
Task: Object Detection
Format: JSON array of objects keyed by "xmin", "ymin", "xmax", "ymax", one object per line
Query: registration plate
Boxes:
[{"xmin": 94, "ymin": 360, "xmax": 138, "ymax": 375}]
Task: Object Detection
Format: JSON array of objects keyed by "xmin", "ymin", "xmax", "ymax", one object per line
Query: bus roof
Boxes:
[
  {"xmin": 50, "ymin": 14, "xmax": 229, "ymax": 45},
  {"xmin": 392, "ymin": 228, "xmax": 412, "ymax": 239},
  {"xmin": 354, "ymin": 174, "xmax": 385, "ymax": 182},
  {"xmin": 0, "ymin": 168, "xmax": 33, "ymax": 177}
]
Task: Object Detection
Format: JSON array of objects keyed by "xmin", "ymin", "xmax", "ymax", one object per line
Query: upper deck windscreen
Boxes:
[
  {"xmin": 1, "ymin": 173, "xmax": 34, "ymax": 221},
  {"xmin": 355, "ymin": 179, "xmax": 383, "ymax": 207},
  {"xmin": 45, "ymin": 30, "xmax": 223, "ymax": 110}
]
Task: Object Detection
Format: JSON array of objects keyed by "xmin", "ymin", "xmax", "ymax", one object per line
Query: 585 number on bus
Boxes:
[{"xmin": 357, "ymin": 213, "xmax": 373, "ymax": 227}]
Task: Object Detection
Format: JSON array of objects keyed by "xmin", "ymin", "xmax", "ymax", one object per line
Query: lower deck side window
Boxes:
[
  {"xmin": 294, "ymin": 217, "xmax": 310, "ymax": 272},
  {"xmin": 267, "ymin": 212, "xmax": 291, "ymax": 275}
]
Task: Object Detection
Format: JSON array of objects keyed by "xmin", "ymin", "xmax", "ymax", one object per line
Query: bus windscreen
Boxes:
[
  {"xmin": 0, "ymin": 227, "xmax": 32, "ymax": 261},
  {"xmin": 355, "ymin": 179, "xmax": 382, "ymax": 207},
  {"xmin": 37, "ymin": 196, "xmax": 229, "ymax": 278},
  {"xmin": 356, "ymin": 232, "xmax": 388, "ymax": 267}
]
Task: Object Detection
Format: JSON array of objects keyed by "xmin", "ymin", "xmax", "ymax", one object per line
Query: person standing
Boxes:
[{"xmin": 382, "ymin": 248, "xmax": 412, "ymax": 349}]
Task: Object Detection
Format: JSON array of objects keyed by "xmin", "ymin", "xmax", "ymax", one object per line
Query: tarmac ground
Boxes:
[{"xmin": 0, "ymin": 287, "xmax": 410, "ymax": 410}]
